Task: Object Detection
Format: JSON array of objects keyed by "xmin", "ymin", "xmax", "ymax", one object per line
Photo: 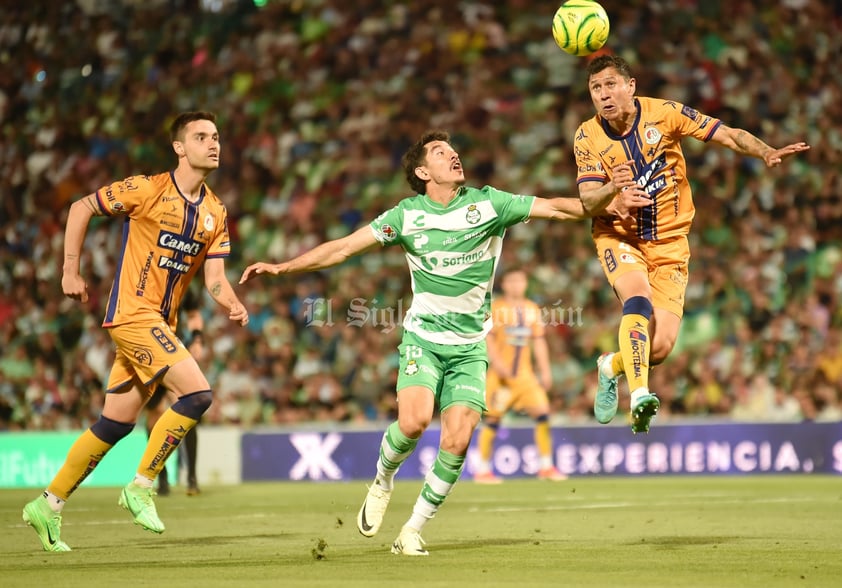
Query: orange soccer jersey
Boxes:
[
  {"xmin": 574, "ymin": 96, "xmax": 721, "ymax": 241},
  {"xmin": 488, "ymin": 297, "xmax": 544, "ymax": 380},
  {"xmin": 94, "ymin": 172, "xmax": 230, "ymax": 330}
]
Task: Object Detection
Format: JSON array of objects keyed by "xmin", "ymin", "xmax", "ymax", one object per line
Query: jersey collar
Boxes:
[
  {"xmin": 170, "ymin": 170, "xmax": 206, "ymax": 206},
  {"xmin": 600, "ymin": 98, "xmax": 641, "ymax": 140}
]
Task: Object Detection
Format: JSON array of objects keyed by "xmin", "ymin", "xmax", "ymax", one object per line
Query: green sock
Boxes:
[{"xmin": 375, "ymin": 421, "xmax": 418, "ymax": 490}]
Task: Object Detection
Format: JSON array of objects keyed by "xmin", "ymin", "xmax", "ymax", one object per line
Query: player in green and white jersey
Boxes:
[{"xmin": 240, "ymin": 130, "xmax": 650, "ymax": 555}]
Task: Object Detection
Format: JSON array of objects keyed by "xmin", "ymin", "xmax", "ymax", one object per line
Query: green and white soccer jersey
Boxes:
[{"xmin": 370, "ymin": 185, "xmax": 535, "ymax": 345}]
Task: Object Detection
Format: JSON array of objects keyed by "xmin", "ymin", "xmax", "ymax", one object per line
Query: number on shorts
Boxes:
[{"xmin": 405, "ymin": 345, "xmax": 423, "ymax": 359}]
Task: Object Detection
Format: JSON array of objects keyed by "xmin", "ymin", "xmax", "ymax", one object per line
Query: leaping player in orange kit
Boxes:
[
  {"xmin": 574, "ymin": 55, "xmax": 809, "ymax": 434},
  {"xmin": 22, "ymin": 111, "xmax": 249, "ymax": 551}
]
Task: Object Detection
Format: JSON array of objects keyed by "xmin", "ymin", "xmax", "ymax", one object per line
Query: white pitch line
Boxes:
[{"xmin": 466, "ymin": 496, "xmax": 818, "ymax": 513}]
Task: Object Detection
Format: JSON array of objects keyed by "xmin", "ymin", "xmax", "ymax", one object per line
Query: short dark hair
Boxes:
[
  {"xmin": 170, "ymin": 111, "xmax": 217, "ymax": 142},
  {"xmin": 402, "ymin": 130, "xmax": 451, "ymax": 195},
  {"xmin": 587, "ymin": 54, "xmax": 632, "ymax": 81},
  {"xmin": 501, "ymin": 267, "xmax": 527, "ymax": 279}
]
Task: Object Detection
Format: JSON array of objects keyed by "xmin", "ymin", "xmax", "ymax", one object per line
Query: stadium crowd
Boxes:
[{"xmin": 1, "ymin": 0, "xmax": 841, "ymax": 431}]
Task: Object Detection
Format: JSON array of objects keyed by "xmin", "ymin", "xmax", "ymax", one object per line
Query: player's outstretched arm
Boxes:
[
  {"xmin": 530, "ymin": 163, "xmax": 650, "ymax": 221},
  {"xmin": 239, "ymin": 225, "xmax": 379, "ymax": 284},
  {"xmin": 204, "ymin": 257, "xmax": 249, "ymax": 326},
  {"xmin": 710, "ymin": 124, "xmax": 810, "ymax": 167},
  {"xmin": 62, "ymin": 194, "xmax": 105, "ymax": 303}
]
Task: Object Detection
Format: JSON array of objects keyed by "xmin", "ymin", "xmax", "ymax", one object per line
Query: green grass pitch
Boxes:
[{"xmin": 2, "ymin": 476, "xmax": 841, "ymax": 587}]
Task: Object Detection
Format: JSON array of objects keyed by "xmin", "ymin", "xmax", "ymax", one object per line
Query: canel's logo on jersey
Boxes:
[{"xmin": 158, "ymin": 231, "xmax": 204, "ymax": 256}]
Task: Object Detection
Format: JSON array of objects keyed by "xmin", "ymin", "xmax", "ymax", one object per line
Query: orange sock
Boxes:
[
  {"xmin": 48, "ymin": 430, "xmax": 112, "ymax": 500},
  {"xmin": 611, "ymin": 352, "xmax": 624, "ymax": 377},
  {"xmin": 534, "ymin": 417, "xmax": 552, "ymax": 459},
  {"xmin": 138, "ymin": 408, "xmax": 197, "ymax": 480},
  {"xmin": 478, "ymin": 423, "xmax": 498, "ymax": 463},
  {"xmin": 617, "ymin": 296, "xmax": 653, "ymax": 392}
]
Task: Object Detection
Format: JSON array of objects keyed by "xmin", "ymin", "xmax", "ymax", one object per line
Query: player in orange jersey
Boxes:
[
  {"xmin": 22, "ymin": 111, "xmax": 249, "ymax": 552},
  {"xmin": 474, "ymin": 268, "xmax": 566, "ymax": 483},
  {"xmin": 574, "ymin": 55, "xmax": 809, "ymax": 433}
]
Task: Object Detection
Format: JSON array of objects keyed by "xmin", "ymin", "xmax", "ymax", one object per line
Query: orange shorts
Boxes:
[
  {"xmin": 594, "ymin": 232, "xmax": 690, "ymax": 319},
  {"xmin": 105, "ymin": 320, "xmax": 192, "ymax": 397},
  {"xmin": 485, "ymin": 371, "xmax": 548, "ymax": 418}
]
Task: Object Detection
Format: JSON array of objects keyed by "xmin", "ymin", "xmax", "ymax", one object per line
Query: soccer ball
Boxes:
[{"xmin": 552, "ymin": 1, "xmax": 610, "ymax": 57}]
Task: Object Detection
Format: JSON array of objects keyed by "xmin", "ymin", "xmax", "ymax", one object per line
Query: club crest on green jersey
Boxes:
[{"xmin": 465, "ymin": 204, "xmax": 481, "ymax": 224}]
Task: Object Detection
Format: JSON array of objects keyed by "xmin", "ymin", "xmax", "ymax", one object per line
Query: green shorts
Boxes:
[{"xmin": 396, "ymin": 330, "xmax": 488, "ymax": 413}]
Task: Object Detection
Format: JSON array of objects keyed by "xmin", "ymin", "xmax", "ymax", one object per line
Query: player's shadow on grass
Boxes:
[
  {"xmin": 429, "ymin": 537, "xmax": 539, "ymax": 551},
  {"xmin": 628, "ymin": 535, "xmax": 741, "ymax": 548},
  {"xmin": 133, "ymin": 532, "xmax": 294, "ymax": 548}
]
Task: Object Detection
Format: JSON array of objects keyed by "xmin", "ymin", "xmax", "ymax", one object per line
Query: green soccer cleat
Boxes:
[
  {"xmin": 22, "ymin": 496, "xmax": 71, "ymax": 552},
  {"xmin": 594, "ymin": 352, "xmax": 619, "ymax": 424},
  {"xmin": 119, "ymin": 482, "xmax": 165, "ymax": 534},
  {"xmin": 630, "ymin": 392, "xmax": 660, "ymax": 434}
]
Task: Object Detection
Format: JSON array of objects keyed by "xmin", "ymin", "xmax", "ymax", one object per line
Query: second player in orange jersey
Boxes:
[
  {"xmin": 474, "ymin": 268, "xmax": 566, "ymax": 483},
  {"xmin": 22, "ymin": 111, "xmax": 249, "ymax": 552}
]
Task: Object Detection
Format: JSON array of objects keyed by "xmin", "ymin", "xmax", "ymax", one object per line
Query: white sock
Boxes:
[
  {"xmin": 539, "ymin": 455, "xmax": 553, "ymax": 469},
  {"xmin": 406, "ymin": 503, "xmax": 433, "ymax": 533},
  {"xmin": 599, "ymin": 353, "xmax": 616, "ymax": 377},
  {"xmin": 630, "ymin": 387, "xmax": 650, "ymax": 405},
  {"xmin": 133, "ymin": 474, "xmax": 154, "ymax": 488},
  {"xmin": 374, "ymin": 473, "xmax": 394, "ymax": 491},
  {"xmin": 43, "ymin": 491, "xmax": 65, "ymax": 512}
]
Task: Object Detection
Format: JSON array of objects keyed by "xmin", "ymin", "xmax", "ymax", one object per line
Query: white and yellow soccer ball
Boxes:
[{"xmin": 552, "ymin": 0, "xmax": 610, "ymax": 57}]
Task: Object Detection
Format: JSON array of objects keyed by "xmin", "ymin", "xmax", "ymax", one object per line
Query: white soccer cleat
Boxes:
[
  {"xmin": 391, "ymin": 526, "xmax": 428, "ymax": 556},
  {"xmin": 356, "ymin": 483, "xmax": 392, "ymax": 537}
]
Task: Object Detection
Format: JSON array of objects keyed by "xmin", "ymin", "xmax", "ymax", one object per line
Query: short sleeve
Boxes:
[
  {"xmin": 574, "ymin": 124, "xmax": 608, "ymax": 185},
  {"xmin": 667, "ymin": 101, "xmax": 721, "ymax": 143},
  {"xmin": 369, "ymin": 204, "xmax": 404, "ymax": 247},
  {"xmin": 486, "ymin": 186, "xmax": 535, "ymax": 227},
  {"xmin": 206, "ymin": 214, "xmax": 230, "ymax": 259},
  {"xmin": 95, "ymin": 175, "xmax": 154, "ymax": 216}
]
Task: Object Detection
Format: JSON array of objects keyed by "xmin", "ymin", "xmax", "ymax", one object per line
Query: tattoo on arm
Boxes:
[
  {"xmin": 211, "ymin": 282, "xmax": 222, "ymax": 297},
  {"xmin": 733, "ymin": 130, "xmax": 770, "ymax": 157}
]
